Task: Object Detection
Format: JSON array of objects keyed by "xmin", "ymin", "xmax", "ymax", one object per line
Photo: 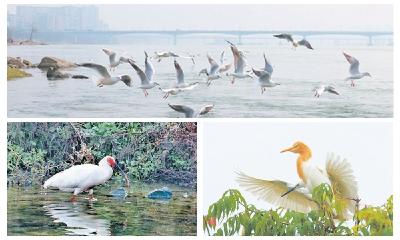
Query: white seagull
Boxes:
[
  {"xmin": 252, "ymin": 53, "xmax": 279, "ymax": 94},
  {"xmin": 168, "ymin": 103, "xmax": 214, "ymax": 118},
  {"xmin": 128, "ymin": 56, "xmax": 159, "ymax": 97},
  {"xmin": 199, "ymin": 54, "xmax": 222, "ymax": 86},
  {"xmin": 153, "ymin": 51, "xmax": 195, "ymax": 64},
  {"xmin": 226, "ymin": 40, "xmax": 252, "ymax": 84},
  {"xmin": 78, "ymin": 63, "xmax": 131, "ymax": 87},
  {"xmin": 343, "ymin": 52, "xmax": 371, "ymax": 86},
  {"xmin": 313, "ymin": 85, "xmax": 340, "ymax": 98},
  {"xmin": 102, "ymin": 48, "xmax": 129, "ymax": 71}
]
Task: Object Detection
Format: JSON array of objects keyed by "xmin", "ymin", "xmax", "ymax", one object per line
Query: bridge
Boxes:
[{"xmin": 24, "ymin": 29, "xmax": 394, "ymax": 45}]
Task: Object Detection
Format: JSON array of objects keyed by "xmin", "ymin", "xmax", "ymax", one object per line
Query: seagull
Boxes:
[
  {"xmin": 153, "ymin": 51, "xmax": 195, "ymax": 64},
  {"xmin": 168, "ymin": 103, "xmax": 214, "ymax": 118},
  {"xmin": 273, "ymin": 34, "xmax": 314, "ymax": 50},
  {"xmin": 102, "ymin": 48, "xmax": 129, "ymax": 71},
  {"xmin": 173, "ymin": 59, "xmax": 199, "ymax": 89},
  {"xmin": 343, "ymin": 52, "xmax": 371, "ymax": 87},
  {"xmin": 313, "ymin": 85, "xmax": 340, "ymax": 98},
  {"xmin": 218, "ymin": 51, "xmax": 232, "ymax": 73},
  {"xmin": 199, "ymin": 54, "xmax": 222, "ymax": 86},
  {"xmin": 78, "ymin": 63, "xmax": 131, "ymax": 87},
  {"xmin": 273, "ymin": 33, "xmax": 297, "ymax": 47},
  {"xmin": 252, "ymin": 68, "xmax": 280, "ymax": 94},
  {"xmin": 159, "ymin": 87, "xmax": 183, "ymax": 99},
  {"xmin": 127, "ymin": 57, "xmax": 159, "ymax": 97},
  {"xmin": 225, "ymin": 40, "xmax": 253, "ymax": 84}
]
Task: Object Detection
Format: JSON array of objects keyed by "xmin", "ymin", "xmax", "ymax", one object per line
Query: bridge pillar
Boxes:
[
  {"xmin": 238, "ymin": 35, "xmax": 243, "ymax": 45},
  {"xmin": 368, "ymin": 36, "xmax": 373, "ymax": 46}
]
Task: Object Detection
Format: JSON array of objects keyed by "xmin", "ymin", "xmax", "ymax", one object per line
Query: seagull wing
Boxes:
[
  {"xmin": 207, "ymin": 54, "xmax": 220, "ymax": 75},
  {"xmin": 168, "ymin": 104, "xmax": 194, "ymax": 118},
  {"xmin": 343, "ymin": 52, "xmax": 360, "ymax": 75},
  {"xmin": 174, "ymin": 60, "xmax": 185, "ymax": 85},
  {"xmin": 326, "ymin": 153, "xmax": 359, "ymax": 218},
  {"xmin": 298, "ymin": 39, "xmax": 314, "ymax": 49},
  {"xmin": 198, "ymin": 104, "xmax": 214, "ymax": 116},
  {"xmin": 236, "ymin": 171, "xmax": 319, "ymax": 213},
  {"xmin": 144, "ymin": 51, "xmax": 155, "ymax": 81},
  {"xmin": 79, "ymin": 63, "xmax": 110, "ymax": 78},
  {"xmin": 102, "ymin": 48, "xmax": 116, "ymax": 64},
  {"xmin": 127, "ymin": 59, "xmax": 149, "ymax": 85},
  {"xmin": 263, "ymin": 53, "xmax": 274, "ymax": 74},
  {"xmin": 325, "ymin": 86, "xmax": 340, "ymax": 95}
]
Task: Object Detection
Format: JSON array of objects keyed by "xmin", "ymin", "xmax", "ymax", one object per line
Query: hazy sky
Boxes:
[
  {"xmin": 8, "ymin": 4, "xmax": 393, "ymax": 31},
  {"xmin": 203, "ymin": 122, "xmax": 393, "ymax": 213}
]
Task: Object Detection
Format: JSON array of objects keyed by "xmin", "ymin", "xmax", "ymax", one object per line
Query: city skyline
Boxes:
[{"xmin": 8, "ymin": 4, "xmax": 393, "ymax": 32}]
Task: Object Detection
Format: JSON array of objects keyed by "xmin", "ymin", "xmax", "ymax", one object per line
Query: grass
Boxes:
[{"xmin": 7, "ymin": 67, "xmax": 32, "ymax": 80}]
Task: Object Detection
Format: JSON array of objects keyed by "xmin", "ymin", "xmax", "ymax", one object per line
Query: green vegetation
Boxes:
[
  {"xmin": 7, "ymin": 67, "xmax": 32, "ymax": 80},
  {"xmin": 204, "ymin": 185, "xmax": 392, "ymax": 236},
  {"xmin": 7, "ymin": 122, "xmax": 197, "ymax": 188}
]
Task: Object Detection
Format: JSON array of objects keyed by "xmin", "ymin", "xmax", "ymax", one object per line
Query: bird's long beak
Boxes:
[
  {"xmin": 115, "ymin": 163, "xmax": 130, "ymax": 188},
  {"xmin": 280, "ymin": 146, "xmax": 295, "ymax": 153}
]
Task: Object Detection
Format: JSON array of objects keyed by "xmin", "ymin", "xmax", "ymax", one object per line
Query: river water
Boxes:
[
  {"xmin": 7, "ymin": 44, "xmax": 392, "ymax": 118},
  {"xmin": 7, "ymin": 182, "xmax": 196, "ymax": 236}
]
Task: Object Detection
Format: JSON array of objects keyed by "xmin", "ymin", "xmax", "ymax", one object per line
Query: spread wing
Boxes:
[
  {"xmin": 102, "ymin": 48, "xmax": 116, "ymax": 64},
  {"xmin": 144, "ymin": 51, "xmax": 155, "ymax": 81},
  {"xmin": 207, "ymin": 54, "xmax": 219, "ymax": 75},
  {"xmin": 174, "ymin": 60, "xmax": 185, "ymax": 84},
  {"xmin": 236, "ymin": 172, "xmax": 319, "ymax": 213},
  {"xmin": 343, "ymin": 52, "xmax": 360, "ymax": 75},
  {"xmin": 128, "ymin": 59, "xmax": 149, "ymax": 85},
  {"xmin": 199, "ymin": 104, "xmax": 214, "ymax": 116},
  {"xmin": 263, "ymin": 53, "xmax": 274, "ymax": 74},
  {"xmin": 79, "ymin": 63, "xmax": 110, "ymax": 78},
  {"xmin": 168, "ymin": 104, "xmax": 194, "ymax": 118},
  {"xmin": 326, "ymin": 153, "xmax": 359, "ymax": 218}
]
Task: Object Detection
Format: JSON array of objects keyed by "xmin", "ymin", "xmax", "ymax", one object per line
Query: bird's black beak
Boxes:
[{"xmin": 115, "ymin": 163, "xmax": 130, "ymax": 188}]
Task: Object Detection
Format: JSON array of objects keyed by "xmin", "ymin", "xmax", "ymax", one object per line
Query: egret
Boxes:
[{"xmin": 237, "ymin": 141, "xmax": 358, "ymax": 219}]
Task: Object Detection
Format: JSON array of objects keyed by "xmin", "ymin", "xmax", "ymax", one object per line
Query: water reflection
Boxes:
[{"xmin": 44, "ymin": 202, "xmax": 111, "ymax": 236}]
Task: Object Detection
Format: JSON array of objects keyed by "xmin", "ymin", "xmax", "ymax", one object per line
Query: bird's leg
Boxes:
[
  {"xmin": 231, "ymin": 77, "xmax": 235, "ymax": 84},
  {"xmin": 351, "ymin": 81, "xmax": 355, "ymax": 87},
  {"xmin": 281, "ymin": 183, "xmax": 300, "ymax": 197},
  {"xmin": 143, "ymin": 89, "xmax": 148, "ymax": 97},
  {"xmin": 88, "ymin": 189, "xmax": 97, "ymax": 201},
  {"xmin": 70, "ymin": 195, "xmax": 77, "ymax": 202}
]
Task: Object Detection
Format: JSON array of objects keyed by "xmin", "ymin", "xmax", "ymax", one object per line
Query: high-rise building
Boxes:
[{"xmin": 7, "ymin": 5, "xmax": 108, "ymax": 32}]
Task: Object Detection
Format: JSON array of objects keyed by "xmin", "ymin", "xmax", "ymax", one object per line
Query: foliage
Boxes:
[
  {"xmin": 203, "ymin": 185, "xmax": 392, "ymax": 236},
  {"xmin": 7, "ymin": 122, "xmax": 197, "ymax": 187}
]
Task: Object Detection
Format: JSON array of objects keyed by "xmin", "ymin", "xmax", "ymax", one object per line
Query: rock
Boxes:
[
  {"xmin": 46, "ymin": 67, "xmax": 71, "ymax": 80},
  {"xmin": 110, "ymin": 187, "xmax": 128, "ymax": 199},
  {"xmin": 7, "ymin": 67, "xmax": 32, "ymax": 80},
  {"xmin": 8, "ymin": 57, "xmax": 27, "ymax": 68},
  {"xmin": 147, "ymin": 187, "xmax": 173, "ymax": 200},
  {"xmin": 22, "ymin": 59, "xmax": 33, "ymax": 68},
  {"xmin": 38, "ymin": 57, "xmax": 76, "ymax": 69}
]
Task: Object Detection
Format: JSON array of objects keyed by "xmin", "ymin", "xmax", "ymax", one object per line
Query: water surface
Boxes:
[
  {"xmin": 8, "ymin": 182, "xmax": 196, "ymax": 236},
  {"xmin": 7, "ymin": 44, "xmax": 393, "ymax": 118}
]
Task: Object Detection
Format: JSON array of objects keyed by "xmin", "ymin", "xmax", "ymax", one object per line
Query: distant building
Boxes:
[{"xmin": 7, "ymin": 5, "xmax": 108, "ymax": 32}]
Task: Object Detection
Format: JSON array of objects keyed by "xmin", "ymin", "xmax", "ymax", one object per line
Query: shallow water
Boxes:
[
  {"xmin": 7, "ymin": 44, "xmax": 393, "ymax": 118},
  {"xmin": 7, "ymin": 182, "xmax": 196, "ymax": 236}
]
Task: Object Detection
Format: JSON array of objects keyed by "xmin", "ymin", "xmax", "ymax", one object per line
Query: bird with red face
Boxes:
[{"xmin": 43, "ymin": 156, "xmax": 126, "ymax": 202}]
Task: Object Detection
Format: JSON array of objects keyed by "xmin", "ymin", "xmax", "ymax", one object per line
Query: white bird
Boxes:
[
  {"xmin": 199, "ymin": 54, "xmax": 222, "ymax": 86},
  {"xmin": 159, "ymin": 87, "xmax": 183, "ymax": 99},
  {"xmin": 237, "ymin": 141, "xmax": 358, "ymax": 219},
  {"xmin": 225, "ymin": 40, "xmax": 253, "ymax": 84},
  {"xmin": 78, "ymin": 63, "xmax": 131, "ymax": 87},
  {"xmin": 252, "ymin": 68, "xmax": 280, "ymax": 94},
  {"xmin": 128, "ymin": 56, "xmax": 160, "ymax": 97},
  {"xmin": 173, "ymin": 59, "xmax": 199, "ymax": 89},
  {"xmin": 313, "ymin": 85, "xmax": 340, "ymax": 98},
  {"xmin": 102, "ymin": 48, "xmax": 129, "ymax": 71},
  {"xmin": 153, "ymin": 51, "xmax": 195, "ymax": 64},
  {"xmin": 168, "ymin": 103, "xmax": 214, "ymax": 118},
  {"xmin": 273, "ymin": 34, "xmax": 314, "ymax": 50},
  {"xmin": 43, "ymin": 156, "xmax": 125, "ymax": 202},
  {"xmin": 343, "ymin": 52, "xmax": 371, "ymax": 87}
]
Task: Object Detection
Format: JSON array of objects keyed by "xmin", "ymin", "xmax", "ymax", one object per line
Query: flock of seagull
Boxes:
[{"xmin": 75, "ymin": 33, "xmax": 372, "ymax": 117}]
